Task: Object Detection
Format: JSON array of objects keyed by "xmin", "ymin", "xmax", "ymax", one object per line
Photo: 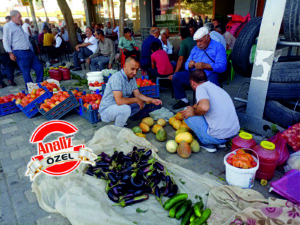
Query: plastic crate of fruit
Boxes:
[
  {"xmin": 15, "ymin": 87, "xmax": 51, "ymax": 118},
  {"xmin": 130, "ymin": 103, "xmax": 162, "ymax": 120},
  {"xmin": 75, "ymin": 99, "xmax": 101, "ymax": 124},
  {"xmin": 37, "ymin": 90, "xmax": 80, "ymax": 120},
  {"xmin": 0, "ymin": 93, "xmax": 24, "ymax": 117},
  {"xmin": 138, "ymin": 77, "xmax": 159, "ymax": 98}
]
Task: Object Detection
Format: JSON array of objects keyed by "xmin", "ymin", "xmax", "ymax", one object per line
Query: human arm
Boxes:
[
  {"xmin": 108, "ymin": 39, "xmax": 115, "ymax": 67},
  {"xmin": 133, "ymin": 89, "xmax": 162, "ymax": 108},
  {"xmin": 184, "ymin": 47, "xmax": 196, "ymax": 70},
  {"xmin": 118, "ymin": 37, "xmax": 125, "ymax": 50},
  {"xmin": 151, "ymin": 54, "xmax": 156, "ymax": 69},
  {"xmin": 181, "ymin": 99, "xmax": 210, "ymax": 119},
  {"xmin": 88, "ymin": 44, "xmax": 100, "ymax": 60},
  {"xmin": 167, "ymin": 40, "xmax": 173, "ymax": 54},
  {"xmin": 3, "ymin": 25, "xmax": 16, "ymax": 61},
  {"xmin": 27, "ymin": 26, "xmax": 32, "ymax": 37},
  {"xmin": 207, "ymin": 43, "xmax": 227, "ymax": 73},
  {"xmin": 174, "ymin": 56, "xmax": 184, "ymax": 73}
]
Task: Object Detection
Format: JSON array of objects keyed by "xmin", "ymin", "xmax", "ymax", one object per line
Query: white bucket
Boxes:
[
  {"xmin": 224, "ymin": 149, "xmax": 259, "ymax": 189},
  {"xmin": 87, "ymin": 71, "xmax": 103, "ymax": 83}
]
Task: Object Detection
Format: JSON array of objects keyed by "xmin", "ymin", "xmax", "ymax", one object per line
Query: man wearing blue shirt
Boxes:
[
  {"xmin": 172, "ymin": 27, "xmax": 227, "ymax": 110},
  {"xmin": 140, "ymin": 27, "xmax": 162, "ymax": 72}
]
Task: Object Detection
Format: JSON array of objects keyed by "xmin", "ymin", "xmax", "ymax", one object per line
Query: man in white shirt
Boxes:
[
  {"xmin": 72, "ymin": 27, "xmax": 97, "ymax": 71},
  {"xmin": 22, "ymin": 18, "xmax": 32, "ymax": 38},
  {"xmin": 159, "ymin": 28, "xmax": 173, "ymax": 55},
  {"xmin": 181, "ymin": 69, "xmax": 240, "ymax": 152},
  {"xmin": 204, "ymin": 22, "xmax": 226, "ymax": 50}
]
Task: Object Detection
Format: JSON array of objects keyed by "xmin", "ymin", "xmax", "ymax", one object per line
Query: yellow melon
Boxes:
[
  {"xmin": 175, "ymin": 132, "xmax": 193, "ymax": 144},
  {"xmin": 142, "ymin": 117, "xmax": 154, "ymax": 127},
  {"xmin": 169, "ymin": 116, "xmax": 176, "ymax": 126},
  {"xmin": 152, "ymin": 124, "xmax": 163, "ymax": 134},
  {"xmin": 175, "ymin": 112, "xmax": 184, "ymax": 121},
  {"xmin": 139, "ymin": 122, "xmax": 150, "ymax": 133},
  {"xmin": 172, "ymin": 120, "xmax": 182, "ymax": 130},
  {"xmin": 157, "ymin": 118, "xmax": 166, "ymax": 127},
  {"xmin": 135, "ymin": 133, "xmax": 146, "ymax": 138}
]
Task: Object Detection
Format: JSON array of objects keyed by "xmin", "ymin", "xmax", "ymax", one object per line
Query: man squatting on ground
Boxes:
[
  {"xmin": 181, "ymin": 69, "xmax": 240, "ymax": 153},
  {"xmin": 99, "ymin": 56, "xmax": 162, "ymax": 127}
]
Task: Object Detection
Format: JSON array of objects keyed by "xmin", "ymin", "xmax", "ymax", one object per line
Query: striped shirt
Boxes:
[
  {"xmin": 3, "ymin": 21, "xmax": 31, "ymax": 52},
  {"xmin": 99, "ymin": 70, "xmax": 138, "ymax": 114}
]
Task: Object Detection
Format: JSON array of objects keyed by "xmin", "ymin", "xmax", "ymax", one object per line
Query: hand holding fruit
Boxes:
[
  {"xmin": 136, "ymin": 98, "xmax": 144, "ymax": 109},
  {"xmin": 181, "ymin": 106, "xmax": 194, "ymax": 119}
]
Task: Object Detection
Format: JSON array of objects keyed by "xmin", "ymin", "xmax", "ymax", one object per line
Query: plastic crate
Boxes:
[
  {"xmin": 0, "ymin": 101, "xmax": 21, "ymax": 117},
  {"xmin": 75, "ymin": 99, "xmax": 101, "ymax": 124},
  {"xmin": 138, "ymin": 78, "xmax": 160, "ymax": 98},
  {"xmin": 15, "ymin": 87, "xmax": 51, "ymax": 118},
  {"xmin": 130, "ymin": 103, "xmax": 162, "ymax": 120},
  {"xmin": 37, "ymin": 90, "xmax": 80, "ymax": 120}
]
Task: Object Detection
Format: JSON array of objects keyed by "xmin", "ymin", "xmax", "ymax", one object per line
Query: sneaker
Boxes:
[
  {"xmin": 217, "ymin": 144, "xmax": 227, "ymax": 149},
  {"xmin": 50, "ymin": 59, "xmax": 59, "ymax": 64},
  {"xmin": 0, "ymin": 83, "xmax": 7, "ymax": 88},
  {"xmin": 8, "ymin": 80, "xmax": 17, "ymax": 86},
  {"xmin": 201, "ymin": 144, "xmax": 217, "ymax": 153},
  {"xmin": 172, "ymin": 100, "xmax": 189, "ymax": 110}
]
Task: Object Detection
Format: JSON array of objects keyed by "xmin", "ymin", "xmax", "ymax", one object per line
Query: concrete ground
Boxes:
[{"xmin": 0, "ymin": 64, "xmax": 285, "ymax": 225}]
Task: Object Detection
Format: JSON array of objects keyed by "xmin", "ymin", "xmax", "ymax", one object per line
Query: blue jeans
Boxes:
[
  {"xmin": 73, "ymin": 47, "xmax": 93, "ymax": 68},
  {"xmin": 90, "ymin": 56, "xmax": 110, "ymax": 71},
  {"xmin": 0, "ymin": 53, "xmax": 15, "ymax": 81},
  {"xmin": 13, "ymin": 50, "xmax": 43, "ymax": 84},
  {"xmin": 130, "ymin": 103, "xmax": 142, "ymax": 116},
  {"xmin": 185, "ymin": 116, "xmax": 227, "ymax": 146},
  {"xmin": 172, "ymin": 70, "xmax": 220, "ymax": 99}
]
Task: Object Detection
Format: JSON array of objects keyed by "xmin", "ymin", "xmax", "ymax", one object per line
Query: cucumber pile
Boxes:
[{"xmin": 163, "ymin": 193, "xmax": 211, "ymax": 225}]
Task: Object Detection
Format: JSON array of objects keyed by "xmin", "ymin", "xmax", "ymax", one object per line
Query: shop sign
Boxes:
[{"xmin": 25, "ymin": 120, "xmax": 97, "ymax": 181}]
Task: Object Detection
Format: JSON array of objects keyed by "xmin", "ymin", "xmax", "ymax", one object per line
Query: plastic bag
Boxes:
[
  {"xmin": 149, "ymin": 107, "xmax": 174, "ymax": 120},
  {"xmin": 270, "ymin": 169, "xmax": 300, "ymax": 204},
  {"xmin": 226, "ymin": 13, "xmax": 251, "ymax": 38},
  {"xmin": 27, "ymin": 79, "xmax": 60, "ymax": 93},
  {"xmin": 284, "ymin": 151, "xmax": 300, "ymax": 172},
  {"xmin": 268, "ymin": 132, "xmax": 290, "ymax": 167},
  {"xmin": 281, "ymin": 123, "xmax": 300, "ymax": 151}
]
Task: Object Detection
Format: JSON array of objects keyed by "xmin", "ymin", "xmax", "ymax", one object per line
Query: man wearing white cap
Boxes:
[{"xmin": 172, "ymin": 27, "xmax": 227, "ymax": 110}]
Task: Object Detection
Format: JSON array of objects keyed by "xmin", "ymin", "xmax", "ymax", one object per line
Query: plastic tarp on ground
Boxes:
[{"xmin": 32, "ymin": 125, "xmax": 223, "ymax": 225}]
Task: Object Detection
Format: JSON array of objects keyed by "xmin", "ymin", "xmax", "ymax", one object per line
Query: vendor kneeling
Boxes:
[
  {"xmin": 99, "ymin": 56, "xmax": 162, "ymax": 127},
  {"xmin": 181, "ymin": 69, "xmax": 240, "ymax": 152}
]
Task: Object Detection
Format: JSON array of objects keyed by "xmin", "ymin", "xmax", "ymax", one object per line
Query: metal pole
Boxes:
[{"xmin": 246, "ymin": 0, "xmax": 287, "ymax": 118}]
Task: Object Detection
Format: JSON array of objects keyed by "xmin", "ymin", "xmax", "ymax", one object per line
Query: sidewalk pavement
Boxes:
[{"xmin": 0, "ymin": 70, "xmax": 283, "ymax": 225}]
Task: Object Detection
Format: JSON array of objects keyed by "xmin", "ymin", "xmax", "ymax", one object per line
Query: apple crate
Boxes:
[
  {"xmin": 0, "ymin": 101, "xmax": 21, "ymax": 117},
  {"xmin": 37, "ymin": 90, "xmax": 80, "ymax": 120},
  {"xmin": 130, "ymin": 103, "xmax": 162, "ymax": 120},
  {"xmin": 138, "ymin": 78, "xmax": 160, "ymax": 98},
  {"xmin": 15, "ymin": 87, "xmax": 51, "ymax": 118},
  {"xmin": 75, "ymin": 99, "xmax": 101, "ymax": 124}
]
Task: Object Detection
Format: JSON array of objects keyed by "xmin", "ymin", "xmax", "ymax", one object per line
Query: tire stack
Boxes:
[{"xmin": 231, "ymin": 0, "xmax": 300, "ymax": 128}]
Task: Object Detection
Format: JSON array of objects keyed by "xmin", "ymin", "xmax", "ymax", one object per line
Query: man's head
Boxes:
[
  {"xmin": 85, "ymin": 27, "xmax": 93, "ymax": 37},
  {"xmin": 94, "ymin": 24, "xmax": 100, "ymax": 30},
  {"xmin": 212, "ymin": 18, "xmax": 221, "ymax": 28},
  {"xmin": 123, "ymin": 56, "xmax": 140, "ymax": 79},
  {"xmin": 107, "ymin": 22, "xmax": 111, "ymax": 28},
  {"xmin": 99, "ymin": 23, "xmax": 104, "ymax": 29},
  {"xmin": 215, "ymin": 25, "xmax": 223, "ymax": 34},
  {"xmin": 204, "ymin": 22, "xmax": 214, "ymax": 32},
  {"xmin": 50, "ymin": 24, "xmax": 55, "ymax": 29},
  {"xmin": 193, "ymin": 27, "xmax": 210, "ymax": 50},
  {"xmin": 150, "ymin": 27, "xmax": 160, "ymax": 38},
  {"xmin": 188, "ymin": 25, "xmax": 195, "ymax": 37},
  {"xmin": 51, "ymin": 28, "xmax": 58, "ymax": 36},
  {"xmin": 5, "ymin": 16, "xmax": 11, "ymax": 22},
  {"xmin": 24, "ymin": 18, "xmax": 30, "ymax": 24},
  {"xmin": 94, "ymin": 29, "xmax": 104, "ymax": 41},
  {"xmin": 189, "ymin": 69, "xmax": 208, "ymax": 90},
  {"xmin": 180, "ymin": 27, "xmax": 190, "ymax": 40},
  {"xmin": 124, "ymin": 28, "xmax": 131, "ymax": 38},
  {"xmin": 160, "ymin": 28, "xmax": 169, "ymax": 39},
  {"xmin": 60, "ymin": 27, "xmax": 65, "ymax": 34},
  {"xmin": 42, "ymin": 28, "xmax": 48, "ymax": 33},
  {"xmin": 10, "ymin": 10, "xmax": 22, "ymax": 25}
]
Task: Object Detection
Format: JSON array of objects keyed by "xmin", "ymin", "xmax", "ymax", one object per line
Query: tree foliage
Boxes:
[{"xmin": 181, "ymin": 0, "xmax": 213, "ymax": 15}]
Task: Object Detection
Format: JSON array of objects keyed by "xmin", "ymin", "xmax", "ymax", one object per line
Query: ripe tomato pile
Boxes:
[
  {"xmin": 72, "ymin": 89, "xmax": 102, "ymax": 110},
  {"xmin": 227, "ymin": 149, "xmax": 257, "ymax": 169},
  {"xmin": 15, "ymin": 88, "xmax": 46, "ymax": 107},
  {"xmin": 0, "ymin": 93, "xmax": 25, "ymax": 104},
  {"xmin": 39, "ymin": 91, "xmax": 70, "ymax": 112},
  {"xmin": 40, "ymin": 81, "xmax": 60, "ymax": 92},
  {"xmin": 281, "ymin": 123, "xmax": 300, "ymax": 151},
  {"xmin": 89, "ymin": 81, "xmax": 105, "ymax": 87},
  {"xmin": 136, "ymin": 78, "xmax": 156, "ymax": 88}
]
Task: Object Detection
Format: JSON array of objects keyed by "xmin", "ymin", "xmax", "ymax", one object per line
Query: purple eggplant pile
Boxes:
[{"xmin": 86, "ymin": 146, "xmax": 178, "ymax": 207}]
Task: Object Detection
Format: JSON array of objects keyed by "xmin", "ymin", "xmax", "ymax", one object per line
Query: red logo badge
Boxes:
[{"xmin": 26, "ymin": 120, "xmax": 96, "ymax": 180}]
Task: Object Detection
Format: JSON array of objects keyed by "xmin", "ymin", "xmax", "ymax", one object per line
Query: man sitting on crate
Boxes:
[
  {"xmin": 99, "ymin": 56, "xmax": 162, "ymax": 127},
  {"xmin": 181, "ymin": 69, "xmax": 240, "ymax": 153}
]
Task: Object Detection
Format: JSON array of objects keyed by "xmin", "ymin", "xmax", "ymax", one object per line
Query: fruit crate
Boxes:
[
  {"xmin": 130, "ymin": 103, "xmax": 162, "ymax": 120},
  {"xmin": 138, "ymin": 78, "xmax": 160, "ymax": 98},
  {"xmin": 15, "ymin": 87, "xmax": 51, "ymax": 118},
  {"xmin": 75, "ymin": 99, "xmax": 101, "ymax": 124},
  {"xmin": 0, "ymin": 101, "xmax": 21, "ymax": 117},
  {"xmin": 37, "ymin": 90, "xmax": 80, "ymax": 120}
]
